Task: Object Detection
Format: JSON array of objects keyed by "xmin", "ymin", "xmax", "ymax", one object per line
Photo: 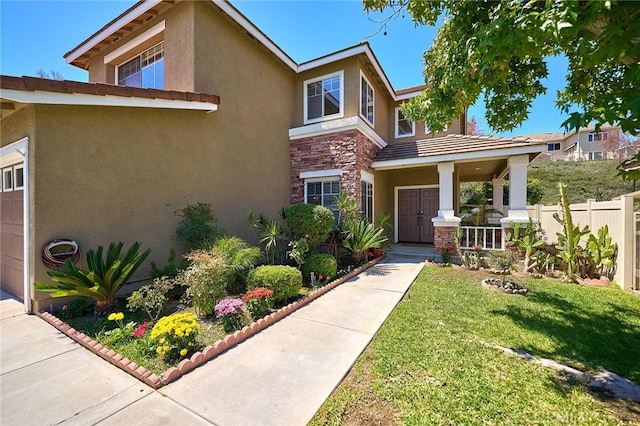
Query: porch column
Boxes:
[
  {"xmin": 488, "ymin": 178, "xmax": 505, "ymax": 224},
  {"xmin": 433, "ymin": 162, "xmax": 460, "ymax": 255},
  {"xmin": 500, "ymin": 155, "xmax": 531, "ymax": 247}
]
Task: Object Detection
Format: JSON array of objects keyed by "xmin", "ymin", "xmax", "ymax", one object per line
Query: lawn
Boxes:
[{"xmin": 311, "ymin": 265, "xmax": 640, "ymax": 425}]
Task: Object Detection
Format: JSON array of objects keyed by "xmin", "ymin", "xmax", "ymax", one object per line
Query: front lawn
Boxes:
[{"xmin": 311, "ymin": 266, "xmax": 640, "ymax": 425}]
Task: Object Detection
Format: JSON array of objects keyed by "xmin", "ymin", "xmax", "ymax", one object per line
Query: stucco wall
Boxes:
[{"xmin": 27, "ymin": 100, "xmax": 290, "ymax": 310}]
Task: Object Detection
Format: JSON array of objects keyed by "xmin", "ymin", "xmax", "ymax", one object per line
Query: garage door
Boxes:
[{"xmin": 1, "ymin": 163, "xmax": 24, "ymax": 300}]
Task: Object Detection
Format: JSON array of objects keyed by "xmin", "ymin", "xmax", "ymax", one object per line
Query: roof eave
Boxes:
[
  {"xmin": 372, "ymin": 145, "xmax": 546, "ymax": 171},
  {"xmin": 1, "ymin": 89, "xmax": 218, "ymax": 112}
]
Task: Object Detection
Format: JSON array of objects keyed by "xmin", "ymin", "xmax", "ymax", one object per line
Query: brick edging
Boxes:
[{"xmin": 37, "ymin": 254, "xmax": 387, "ymax": 389}]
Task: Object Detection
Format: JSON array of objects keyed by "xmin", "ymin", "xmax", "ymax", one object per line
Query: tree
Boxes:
[
  {"xmin": 466, "ymin": 116, "xmax": 483, "ymax": 136},
  {"xmin": 36, "ymin": 70, "xmax": 63, "ymax": 80},
  {"xmin": 364, "ymin": 1, "xmax": 640, "ymax": 135}
]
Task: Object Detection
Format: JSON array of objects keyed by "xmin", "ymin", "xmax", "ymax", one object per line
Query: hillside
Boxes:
[{"xmin": 528, "ymin": 160, "xmax": 634, "ymax": 205}]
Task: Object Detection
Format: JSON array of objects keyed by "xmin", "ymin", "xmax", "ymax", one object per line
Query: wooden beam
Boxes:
[{"xmin": 1, "ymin": 102, "xmax": 15, "ymax": 110}]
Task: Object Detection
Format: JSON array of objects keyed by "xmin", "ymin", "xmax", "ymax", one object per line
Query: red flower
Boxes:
[{"xmin": 133, "ymin": 322, "xmax": 148, "ymax": 338}]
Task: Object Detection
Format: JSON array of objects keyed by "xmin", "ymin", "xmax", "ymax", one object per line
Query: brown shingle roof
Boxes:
[
  {"xmin": 374, "ymin": 134, "xmax": 545, "ymax": 162},
  {"xmin": 1, "ymin": 75, "xmax": 220, "ymax": 105}
]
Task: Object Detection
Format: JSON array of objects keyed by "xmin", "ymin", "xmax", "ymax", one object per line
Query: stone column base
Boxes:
[{"xmin": 434, "ymin": 226, "xmax": 459, "ymax": 256}]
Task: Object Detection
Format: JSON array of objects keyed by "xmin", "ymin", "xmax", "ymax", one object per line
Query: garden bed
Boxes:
[{"xmin": 37, "ymin": 254, "xmax": 386, "ymax": 389}]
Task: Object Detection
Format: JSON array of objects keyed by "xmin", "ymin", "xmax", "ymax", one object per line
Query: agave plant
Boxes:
[
  {"xmin": 35, "ymin": 242, "xmax": 151, "ymax": 313},
  {"xmin": 342, "ymin": 219, "xmax": 388, "ymax": 263}
]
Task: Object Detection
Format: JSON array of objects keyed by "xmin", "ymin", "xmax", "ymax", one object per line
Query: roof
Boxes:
[
  {"xmin": 0, "ymin": 75, "xmax": 219, "ymax": 113},
  {"xmin": 516, "ymin": 132, "xmax": 566, "ymax": 143},
  {"xmin": 372, "ymin": 134, "xmax": 546, "ymax": 169},
  {"xmin": 63, "ymin": 0, "xmax": 423, "ymax": 102}
]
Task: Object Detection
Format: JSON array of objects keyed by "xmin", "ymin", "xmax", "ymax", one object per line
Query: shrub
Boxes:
[
  {"xmin": 35, "ymin": 241, "xmax": 151, "ymax": 313},
  {"xmin": 127, "ymin": 277, "xmax": 175, "ymax": 322},
  {"xmin": 177, "ymin": 250, "xmax": 228, "ymax": 317},
  {"xmin": 58, "ymin": 298, "xmax": 91, "ymax": 319},
  {"xmin": 210, "ymin": 236, "xmax": 261, "ymax": 294},
  {"xmin": 283, "ymin": 203, "xmax": 334, "ymax": 249},
  {"xmin": 149, "ymin": 247, "xmax": 188, "ymax": 279},
  {"xmin": 151, "ymin": 312, "xmax": 201, "ymax": 362},
  {"xmin": 342, "ymin": 220, "xmax": 388, "ymax": 263},
  {"xmin": 301, "ymin": 253, "xmax": 337, "ymax": 284},
  {"xmin": 174, "ymin": 202, "xmax": 224, "ymax": 251},
  {"xmin": 247, "ymin": 265, "xmax": 302, "ymax": 303}
]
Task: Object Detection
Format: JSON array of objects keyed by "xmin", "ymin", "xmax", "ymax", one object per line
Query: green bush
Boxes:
[
  {"xmin": 177, "ymin": 250, "xmax": 228, "ymax": 317},
  {"xmin": 283, "ymin": 203, "xmax": 334, "ymax": 249},
  {"xmin": 301, "ymin": 253, "xmax": 337, "ymax": 283},
  {"xmin": 174, "ymin": 202, "xmax": 224, "ymax": 251},
  {"xmin": 247, "ymin": 265, "xmax": 302, "ymax": 303}
]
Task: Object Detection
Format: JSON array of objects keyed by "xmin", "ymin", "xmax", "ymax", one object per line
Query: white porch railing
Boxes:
[{"xmin": 459, "ymin": 226, "xmax": 503, "ymax": 251}]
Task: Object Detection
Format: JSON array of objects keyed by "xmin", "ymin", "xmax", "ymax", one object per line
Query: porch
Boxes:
[{"xmin": 372, "ymin": 134, "xmax": 547, "ymax": 254}]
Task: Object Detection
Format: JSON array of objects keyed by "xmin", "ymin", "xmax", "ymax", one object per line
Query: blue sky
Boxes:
[{"xmin": 0, "ymin": 0, "xmax": 570, "ymax": 137}]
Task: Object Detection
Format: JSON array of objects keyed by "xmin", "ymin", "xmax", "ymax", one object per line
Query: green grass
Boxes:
[
  {"xmin": 528, "ymin": 160, "xmax": 633, "ymax": 204},
  {"xmin": 311, "ymin": 266, "xmax": 640, "ymax": 425}
]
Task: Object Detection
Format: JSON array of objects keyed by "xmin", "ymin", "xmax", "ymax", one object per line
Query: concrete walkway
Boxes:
[{"xmin": 1, "ymin": 256, "xmax": 424, "ymax": 426}]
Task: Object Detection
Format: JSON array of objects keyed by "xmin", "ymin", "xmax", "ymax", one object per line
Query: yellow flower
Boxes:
[
  {"xmin": 180, "ymin": 349, "xmax": 188, "ymax": 357},
  {"xmin": 108, "ymin": 313, "xmax": 117, "ymax": 321},
  {"xmin": 115, "ymin": 312, "xmax": 124, "ymax": 320}
]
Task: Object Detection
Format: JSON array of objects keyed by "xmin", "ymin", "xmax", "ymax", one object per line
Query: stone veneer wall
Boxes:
[
  {"xmin": 434, "ymin": 226, "xmax": 459, "ymax": 255},
  {"xmin": 290, "ymin": 129, "xmax": 381, "ymax": 204}
]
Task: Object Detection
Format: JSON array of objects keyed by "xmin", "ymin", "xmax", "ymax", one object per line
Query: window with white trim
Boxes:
[
  {"xmin": 547, "ymin": 143, "xmax": 561, "ymax": 151},
  {"xmin": 395, "ymin": 107, "xmax": 415, "ymax": 138},
  {"xmin": 306, "ymin": 178, "xmax": 340, "ymax": 219},
  {"xmin": 304, "ymin": 71, "xmax": 343, "ymax": 123},
  {"xmin": 13, "ymin": 164, "xmax": 24, "ymax": 190},
  {"xmin": 117, "ymin": 41, "xmax": 164, "ymax": 89},
  {"xmin": 588, "ymin": 151, "xmax": 603, "ymax": 160},
  {"xmin": 360, "ymin": 73, "xmax": 374, "ymax": 126},
  {"xmin": 2, "ymin": 167, "xmax": 13, "ymax": 192},
  {"xmin": 361, "ymin": 180, "xmax": 373, "ymax": 222},
  {"xmin": 588, "ymin": 132, "xmax": 608, "ymax": 142}
]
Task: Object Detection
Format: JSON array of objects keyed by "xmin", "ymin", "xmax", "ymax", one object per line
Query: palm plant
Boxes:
[
  {"xmin": 210, "ymin": 236, "xmax": 261, "ymax": 290},
  {"xmin": 248, "ymin": 210, "xmax": 285, "ymax": 264},
  {"xmin": 35, "ymin": 242, "xmax": 150, "ymax": 313},
  {"xmin": 343, "ymin": 219, "xmax": 388, "ymax": 263}
]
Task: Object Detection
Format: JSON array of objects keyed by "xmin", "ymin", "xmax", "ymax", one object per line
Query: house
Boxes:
[
  {"xmin": 0, "ymin": 0, "xmax": 545, "ymax": 313},
  {"xmin": 525, "ymin": 125, "xmax": 628, "ymax": 162}
]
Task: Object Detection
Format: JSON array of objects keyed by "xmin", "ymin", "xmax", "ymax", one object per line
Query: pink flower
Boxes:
[
  {"xmin": 62, "ymin": 305, "xmax": 68, "ymax": 311},
  {"xmin": 133, "ymin": 322, "xmax": 148, "ymax": 338}
]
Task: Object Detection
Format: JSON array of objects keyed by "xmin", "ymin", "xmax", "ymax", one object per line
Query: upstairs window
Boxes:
[
  {"xmin": 117, "ymin": 41, "xmax": 164, "ymax": 89},
  {"xmin": 588, "ymin": 132, "xmax": 608, "ymax": 142},
  {"xmin": 395, "ymin": 107, "xmax": 415, "ymax": 138},
  {"xmin": 304, "ymin": 71, "xmax": 343, "ymax": 124},
  {"xmin": 547, "ymin": 143, "xmax": 561, "ymax": 151},
  {"xmin": 360, "ymin": 73, "xmax": 374, "ymax": 125}
]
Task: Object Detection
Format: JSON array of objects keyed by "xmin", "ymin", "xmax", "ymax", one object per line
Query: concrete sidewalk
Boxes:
[{"xmin": 1, "ymin": 256, "xmax": 423, "ymax": 425}]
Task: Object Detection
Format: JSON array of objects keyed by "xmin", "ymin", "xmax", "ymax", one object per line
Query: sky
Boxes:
[{"xmin": 0, "ymin": 0, "xmax": 570, "ymax": 137}]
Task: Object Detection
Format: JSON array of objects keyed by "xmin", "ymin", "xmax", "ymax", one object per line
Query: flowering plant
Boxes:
[
  {"xmin": 441, "ymin": 245, "xmax": 455, "ymax": 263},
  {"xmin": 100, "ymin": 312, "xmax": 136, "ymax": 345},
  {"xmin": 151, "ymin": 313, "xmax": 201, "ymax": 361},
  {"xmin": 241, "ymin": 288, "xmax": 273, "ymax": 320},
  {"xmin": 133, "ymin": 322, "xmax": 148, "ymax": 338},
  {"xmin": 214, "ymin": 298, "xmax": 245, "ymax": 332},
  {"xmin": 472, "ymin": 245, "xmax": 483, "ymax": 252}
]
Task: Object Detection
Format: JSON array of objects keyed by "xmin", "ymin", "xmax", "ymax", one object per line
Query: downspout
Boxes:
[{"xmin": 21, "ymin": 139, "xmax": 31, "ymax": 313}]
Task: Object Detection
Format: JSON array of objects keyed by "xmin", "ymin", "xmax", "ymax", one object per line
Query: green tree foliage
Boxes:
[
  {"xmin": 174, "ymin": 202, "xmax": 224, "ymax": 252},
  {"xmin": 364, "ymin": 0, "xmax": 640, "ymax": 134},
  {"xmin": 283, "ymin": 203, "xmax": 334, "ymax": 250}
]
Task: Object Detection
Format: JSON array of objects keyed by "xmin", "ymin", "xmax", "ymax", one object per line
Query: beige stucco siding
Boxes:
[{"xmin": 27, "ymin": 103, "xmax": 289, "ymax": 308}]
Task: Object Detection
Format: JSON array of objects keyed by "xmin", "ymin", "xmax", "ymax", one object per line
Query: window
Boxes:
[
  {"xmin": 13, "ymin": 165, "xmax": 24, "ymax": 190},
  {"xmin": 304, "ymin": 71, "xmax": 343, "ymax": 123},
  {"xmin": 2, "ymin": 167, "xmax": 13, "ymax": 192},
  {"xmin": 361, "ymin": 180, "xmax": 373, "ymax": 222},
  {"xmin": 588, "ymin": 132, "xmax": 608, "ymax": 142},
  {"xmin": 360, "ymin": 73, "xmax": 374, "ymax": 125},
  {"xmin": 395, "ymin": 107, "xmax": 415, "ymax": 138},
  {"xmin": 547, "ymin": 143, "xmax": 561, "ymax": 151},
  {"xmin": 117, "ymin": 41, "xmax": 164, "ymax": 89},
  {"xmin": 306, "ymin": 179, "xmax": 340, "ymax": 219},
  {"xmin": 588, "ymin": 151, "xmax": 603, "ymax": 160}
]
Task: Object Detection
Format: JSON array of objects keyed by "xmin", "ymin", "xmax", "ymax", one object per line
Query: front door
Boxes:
[{"xmin": 398, "ymin": 188, "xmax": 439, "ymax": 243}]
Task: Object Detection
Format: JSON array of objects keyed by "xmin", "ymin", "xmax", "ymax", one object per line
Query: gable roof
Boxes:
[
  {"xmin": 372, "ymin": 134, "xmax": 546, "ymax": 169},
  {"xmin": 0, "ymin": 75, "xmax": 219, "ymax": 113},
  {"xmin": 63, "ymin": 0, "xmax": 421, "ymax": 102}
]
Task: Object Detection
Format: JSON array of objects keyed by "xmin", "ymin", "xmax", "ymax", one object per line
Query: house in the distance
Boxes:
[
  {"xmin": 1, "ymin": 0, "xmax": 545, "ymax": 312},
  {"xmin": 525, "ymin": 125, "xmax": 631, "ymax": 162}
]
